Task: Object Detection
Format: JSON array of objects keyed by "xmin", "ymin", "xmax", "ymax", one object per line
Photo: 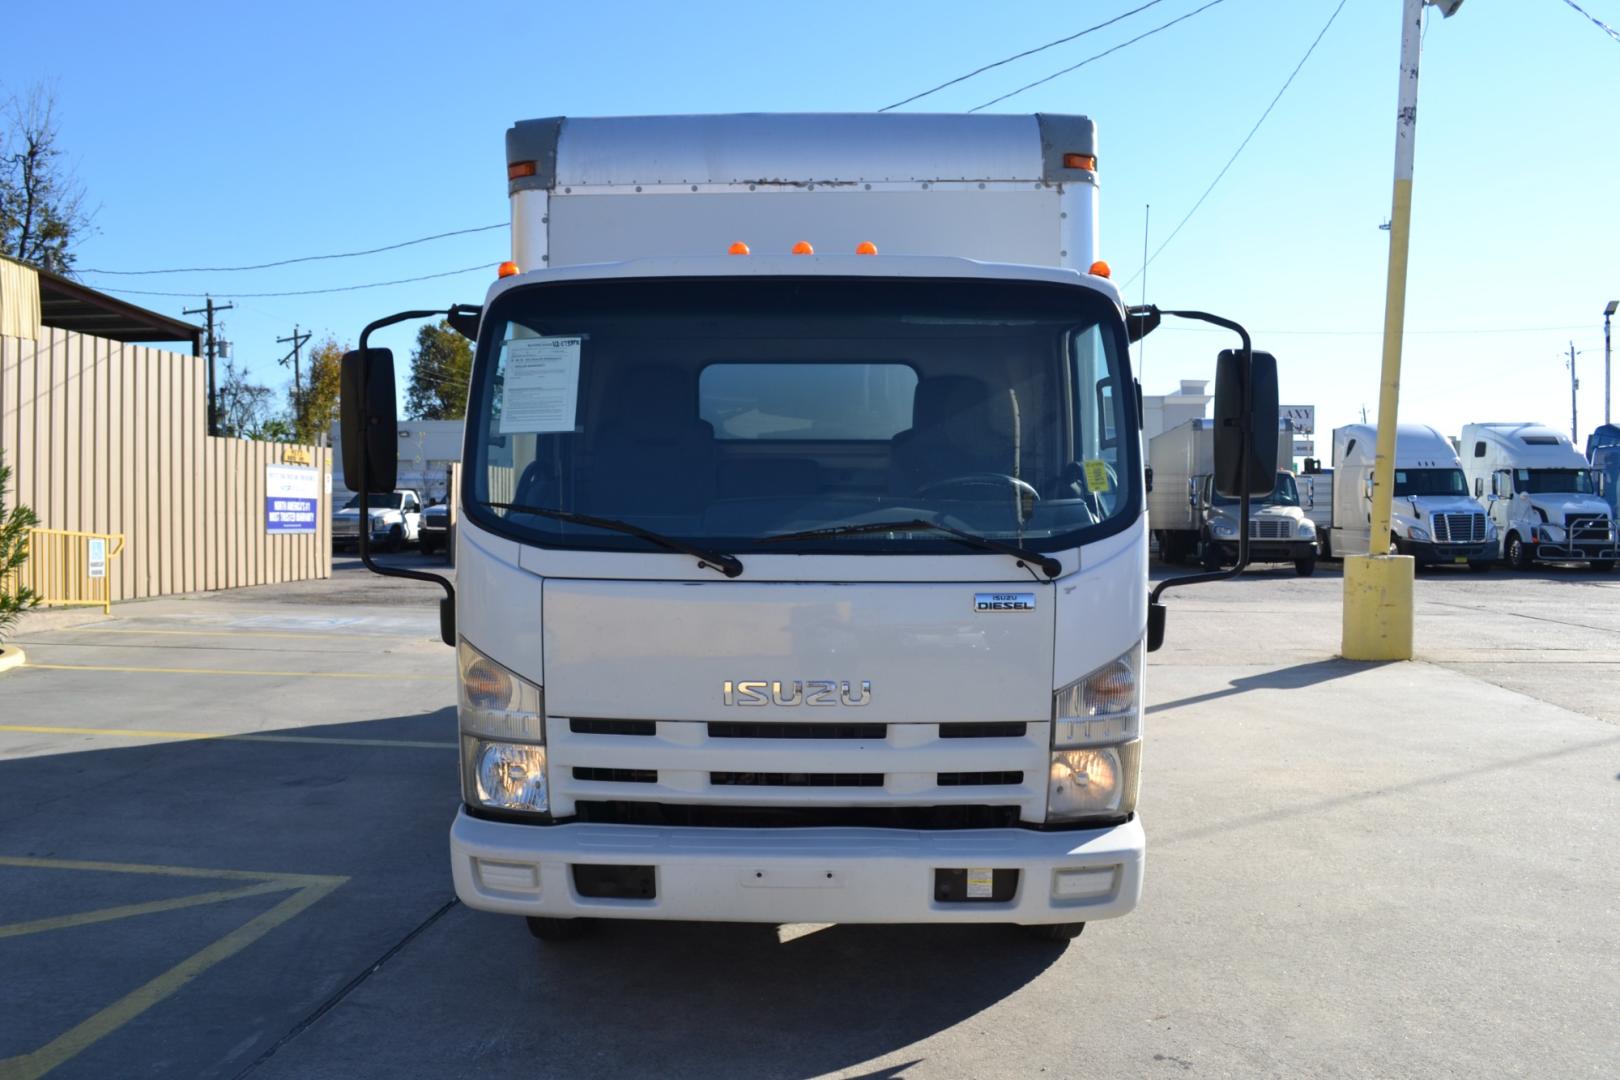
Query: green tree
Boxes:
[
  {"xmin": 405, "ymin": 320, "xmax": 472, "ymax": 420},
  {"xmin": 0, "ymin": 83, "xmax": 92, "ymax": 273},
  {"xmin": 294, "ymin": 337, "xmax": 346, "ymax": 446},
  {"xmin": 0, "ymin": 452, "xmax": 41, "ymax": 642}
]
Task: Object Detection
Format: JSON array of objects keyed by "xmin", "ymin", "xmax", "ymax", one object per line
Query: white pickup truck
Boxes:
[{"xmin": 331, "ymin": 489, "xmax": 422, "ymax": 552}]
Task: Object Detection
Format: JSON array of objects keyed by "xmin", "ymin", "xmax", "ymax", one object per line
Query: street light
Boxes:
[
  {"xmin": 1343, "ymin": 0, "xmax": 1465, "ymax": 662},
  {"xmin": 1605, "ymin": 300, "xmax": 1617, "ymax": 427}
]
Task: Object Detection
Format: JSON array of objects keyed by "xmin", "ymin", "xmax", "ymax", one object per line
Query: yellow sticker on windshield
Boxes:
[{"xmin": 1083, "ymin": 459, "xmax": 1111, "ymax": 492}]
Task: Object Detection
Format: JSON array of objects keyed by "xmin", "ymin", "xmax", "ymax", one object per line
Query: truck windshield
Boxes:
[
  {"xmin": 1516, "ymin": 468, "xmax": 1596, "ymax": 495},
  {"xmin": 342, "ymin": 493, "xmax": 406, "ymax": 510},
  {"xmin": 1212, "ymin": 473, "xmax": 1299, "ymax": 508},
  {"xmin": 463, "ymin": 277, "xmax": 1136, "ymax": 556},
  {"xmin": 1394, "ymin": 468, "xmax": 1467, "ymax": 497}
]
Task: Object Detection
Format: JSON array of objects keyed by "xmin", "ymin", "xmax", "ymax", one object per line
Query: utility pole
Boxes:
[
  {"xmin": 277, "ymin": 324, "xmax": 311, "ymax": 432},
  {"xmin": 1604, "ymin": 300, "xmax": 1616, "ymax": 427},
  {"xmin": 1343, "ymin": 0, "xmax": 1465, "ymax": 664},
  {"xmin": 183, "ymin": 296, "xmax": 235, "ymax": 436},
  {"xmin": 1569, "ymin": 341, "xmax": 1580, "ymax": 445}
]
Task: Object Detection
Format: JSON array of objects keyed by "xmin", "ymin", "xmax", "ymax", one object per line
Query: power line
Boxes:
[
  {"xmin": 1153, "ymin": 322, "xmax": 1596, "ymax": 337},
  {"xmin": 969, "ymin": 0, "xmax": 1231, "ymax": 113},
  {"xmin": 1122, "ymin": 0, "xmax": 1348, "ymax": 288},
  {"xmin": 879, "ymin": 0, "xmax": 1169, "ymax": 111},
  {"xmin": 86, "ymin": 263, "xmax": 492, "ymax": 299},
  {"xmin": 1559, "ymin": 0, "xmax": 1620, "ymax": 44},
  {"xmin": 78, "ymin": 224, "xmax": 508, "ymax": 275}
]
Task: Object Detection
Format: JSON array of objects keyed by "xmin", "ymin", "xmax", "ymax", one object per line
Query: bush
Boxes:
[{"xmin": 0, "ymin": 453, "xmax": 41, "ymax": 642}]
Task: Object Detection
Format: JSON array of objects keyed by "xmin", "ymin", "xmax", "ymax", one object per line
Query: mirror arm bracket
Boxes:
[
  {"xmin": 355, "ymin": 308, "xmax": 463, "ymax": 644},
  {"xmin": 1143, "ymin": 307, "xmax": 1257, "ymax": 646}
]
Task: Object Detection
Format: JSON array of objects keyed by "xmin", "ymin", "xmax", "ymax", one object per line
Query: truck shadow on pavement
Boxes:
[
  {"xmin": 1, "ymin": 706, "xmax": 1066, "ymax": 1080},
  {"xmin": 1146, "ymin": 657, "xmax": 1382, "ymax": 716}
]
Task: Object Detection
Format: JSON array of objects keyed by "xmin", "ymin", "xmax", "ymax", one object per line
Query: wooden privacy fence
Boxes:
[
  {"xmin": 8, "ymin": 528, "xmax": 126, "ymax": 614},
  {"xmin": 0, "ymin": 328, "xmax": 332, "ymax": 607}
]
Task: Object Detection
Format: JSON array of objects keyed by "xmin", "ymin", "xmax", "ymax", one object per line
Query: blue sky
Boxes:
[{"xmin": 10, "ymin": 0, "xmax": 1620, "ymax": 449}]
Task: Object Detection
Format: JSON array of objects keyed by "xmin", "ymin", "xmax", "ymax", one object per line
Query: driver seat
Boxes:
[{"xmin": 889, "ymin": 376, "xmax": 1020, "ymax": 496}]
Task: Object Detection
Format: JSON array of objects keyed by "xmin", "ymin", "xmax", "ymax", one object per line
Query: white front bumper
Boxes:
[{"xmin": 450, "ymin": 810, "xmax": 1144, "ymax": 925}]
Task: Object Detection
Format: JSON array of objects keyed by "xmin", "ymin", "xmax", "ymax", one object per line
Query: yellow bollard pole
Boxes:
[{"xmin": 1343, "ymin": 0, "xmax": 1453, "ymax": 661}]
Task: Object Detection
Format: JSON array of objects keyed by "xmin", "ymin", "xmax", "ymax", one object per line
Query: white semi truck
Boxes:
[
  {"xmin": 338, "ymin": 114, "xmax": 1280, "ymax": 942},
  {"xmin": 1323, "ymin": 424, "xmax": 1497, "ymax": 571},
  {"xmin": 1149, "ymin": 419, "xmax": 1315, "ymax": 574},
  {"xmin": 1461, "ymin": 422, "xmax": 1618, "ymax": 570}
]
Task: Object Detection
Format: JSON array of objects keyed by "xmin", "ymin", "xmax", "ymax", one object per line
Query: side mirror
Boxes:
[
  {"xmin": 340, "ymin": 348, "xmax": 398, "ymax": 493},
  {"xmin": 1147, "ymin": 601, "xmax": 1166, "ymax": 652},
  {"xmin": 1211, "ymin": 348, "xmax": 1279, "ymax": 497},
  {"xmin": 1474, "ymin": 477, "xmax": 1484, "ymax": 498},
  {"xmin": 1145, "ymin": 466, "xmax": 1154, "ymax": 494}
]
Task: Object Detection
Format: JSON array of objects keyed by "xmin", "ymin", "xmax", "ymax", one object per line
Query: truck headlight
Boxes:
[
  {"xmin": 1485, "ymin": 520, "xmax": 1497, "ymax": 539},
  {"xmin": 458, "ymin": 640, "xmax": 547, "ymax": 813},
  {"xmin": 1408, "ymin": 526, "xmax": 1429, "ymax": 542},
  {"xmin": 466, "ymin": 738, "xmax": 548, "ymax": 813},
  {"xmin": 1540, "ymin": 524, "xmax": 1564, "ymax": 542},
  {"xmin": 1213, "ymin": 522, "xmax": 1237, "ymax": 539},
  {"xmin": 1050, "ymin": 642, "xmax": 1142, "ymax": 822},
  {"xmin": 1298, "ymin": 519, "xmax": 1316, "ymax": 537}
]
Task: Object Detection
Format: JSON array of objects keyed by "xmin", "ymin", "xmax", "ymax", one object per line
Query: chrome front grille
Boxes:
[
  {"xmin": 1249, "ymin": 519, "xmax": 1288, "ymax": 540},
  {"xmin": 1432, "ymin": 512, "xmax": 1487, "ymax": 544},
  {"xmin": 1567, "ymin": 516, "xmax": 1614, "ymax": 544},
  {"xmin": 546, "ymin": 717, "xmax": 1050, "ymax": 822}
]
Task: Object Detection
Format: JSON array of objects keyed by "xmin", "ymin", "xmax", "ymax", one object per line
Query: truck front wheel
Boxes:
[
  {"xmin": 1294, "ymin": 557, "xmax": 1316, "ymax": 577},
  {"xmin": 527, "ymin": 916, "xmax": 593, "ymax": 941},
  {"xmin": 1023, "ymin": 922, "xmax": 1085, "ymax": 942},
  {"xmin": 1507, "ymin": 534, "xmax": 1533, "ymax": 570}
]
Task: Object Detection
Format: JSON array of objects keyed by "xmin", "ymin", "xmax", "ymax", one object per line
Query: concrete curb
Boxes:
[
  {"xmin": 12, "ymin": 606, "xmax": 116, "ymax": 635},
  {"xmin": 0, "ymin": 644, "xmax": 24, "ymax": 673}
]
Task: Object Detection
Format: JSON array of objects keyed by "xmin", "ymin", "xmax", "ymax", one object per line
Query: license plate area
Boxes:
[
  {"xmin": 573, "ymin": 864, "xmax": 657, "ymax": 900},
  {"xmin": 934, "ymin": 867, "xmax": 1018, "ymax": 903}
]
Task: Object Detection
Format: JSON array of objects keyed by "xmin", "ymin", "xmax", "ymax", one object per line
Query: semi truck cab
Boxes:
[{"xmin": 1462, "ymin": 422, "xmax": 1617, "ymax": 570}]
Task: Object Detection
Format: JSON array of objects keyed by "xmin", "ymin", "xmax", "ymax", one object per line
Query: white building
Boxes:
[
  {"xmin": 1141, "ymin": 379, "xmax": 1212, "ymax": 443},
  {"xmin": 330, "ymin": 418, "xmax": 465, "ymax": 504}
]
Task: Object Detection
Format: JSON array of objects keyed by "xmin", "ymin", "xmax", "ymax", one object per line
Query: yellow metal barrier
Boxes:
[{"xmin": 9, "ymin": 529, "xmax": 126, "ymax": 615}]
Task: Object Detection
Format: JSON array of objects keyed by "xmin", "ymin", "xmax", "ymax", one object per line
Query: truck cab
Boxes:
[
  {"xmin": 1461, "ymin": 422, "xmax": 1618, "ymax": 570},
  {"xmin": 338, "ymin": 113, "xmax": 1280, "ymax": 942},
  {"xmin": 1196, "ymin": 471, "xmax": 1317, "ymax": 575},
  {"xmin": 1326, "ymin": 424, "xmax": 1496, "ymax": 570}
]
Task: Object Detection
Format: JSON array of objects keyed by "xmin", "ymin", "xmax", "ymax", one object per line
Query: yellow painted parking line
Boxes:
[
  {"xmin": 59, "ymin": 626, "xmax": 425, "ymax": 641},
  {"xmin": 0, "ymin": 724, "xmax": 454, "ymax": 750},
  {"xmin": 0, "ymin": 857, "xmax": 348, "ymax": 1080},
  {"xmin": 0, "ymin": 855, "xmax": 341, "ymax": 884},
  {"xmin": 22, "ymin": 662, "xmax": 444, "ymax": 680},
  {"xmin": 0, "ymin": 880, "xmax": 293, "ymax": 939}
]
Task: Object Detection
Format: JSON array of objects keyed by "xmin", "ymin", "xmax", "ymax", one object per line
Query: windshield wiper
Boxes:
[
  {"xmin": 761, "ymin": 518, "xmax": 1062, "ymax": 579},
  {"xmin": 482, "ymin": 501, "xmax": 743, "ymax": 578}
]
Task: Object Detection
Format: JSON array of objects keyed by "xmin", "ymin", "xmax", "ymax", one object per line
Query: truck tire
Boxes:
[
  {"xmin": 1023, "ymin": 922, "xmax": 1085, "ymax": 942},
  {"xmin": 1591, "ymin": 560, "xmax": 1615, "ymax": 573},
  {"xmin": 1294, "ymin": 557, "xmax": 1316, "ymax": 577},
  {"xmin": 527, "ymin": 916, "xmax": 593, "ymax": 941},
  {"xmin": 1507, "ymin": 533, "xmax": 1533, "ymax": 570}
]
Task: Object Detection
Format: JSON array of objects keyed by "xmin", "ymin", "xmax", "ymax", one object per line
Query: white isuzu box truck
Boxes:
[
  {"xmin": 1323, "ymin": 424, "xmax": 1497, "ymax": 571},
  {"xmin": 338, "ymin": 114, "xmax": 1280, "ymax": 942},
  {"xmin": 1460, "ymin": 422, "xmax": 1618, "ymax": 570}
]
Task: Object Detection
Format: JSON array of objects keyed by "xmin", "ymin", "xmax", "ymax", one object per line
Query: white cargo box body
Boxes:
[
  {"xmin": 505, "ymin": 114, "xmax": 1101, "ymax": 272},
  {"xmin": 1148, "ymin": 419, "xmax": 1216, "ymax": 532}
]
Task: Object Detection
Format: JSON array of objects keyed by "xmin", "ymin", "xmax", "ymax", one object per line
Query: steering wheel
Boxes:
[{"xmin": 917, "ymin": 473, "xmax": 1041, "ymax": 521}]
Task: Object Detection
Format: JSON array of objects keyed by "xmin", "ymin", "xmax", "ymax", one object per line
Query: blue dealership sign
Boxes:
[{"xmin": 266, "ymin": 464, "xmax": 320, "ymax": 533}]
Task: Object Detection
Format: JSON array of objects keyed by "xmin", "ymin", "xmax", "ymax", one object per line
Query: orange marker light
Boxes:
[
  {"xmin": 498, "ymin": 261, "xmax": 520, "ymax": 278},
  {"xmin": 791, "ymin": 241, "xmax": 815, "ymax": 255},
  {"xmin": 728, "ymin": 241, "xmax": 751, "ymax": 255},
  {"xmin": 1064, "ymin": 153, "xmax": 1097, "ymax": 171},
  {"xmin": 1088, "ymin": 260, "xmax": 1112, "ymax": 278},
  {"xmin": 855, "ymin": 241, "xmax": 879, "ymax": 255},
  {"xmin": 508, "ymin": 161, "xmax": 538, "ymax": 180}
]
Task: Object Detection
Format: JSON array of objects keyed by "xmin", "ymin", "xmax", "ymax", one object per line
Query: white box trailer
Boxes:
[
  {"xmin": 1148, "ymin": 419, "xmax": 1312, "ymax": 572},
  {"xmin": 338, "ymin": 113, "xmax": 1280, "ymax": 943},
  {"xmin": 1324, "ymin": 424, "xmax": 1497, "ymax": 570},
  {"xmin": 1460, "ymin": 422, "xmax": 1617, "ymax": 569}
]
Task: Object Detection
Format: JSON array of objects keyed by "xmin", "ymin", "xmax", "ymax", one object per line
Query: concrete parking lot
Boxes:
[{"xmin": 2, "ymin": 556, "xmax": 1617, "ymax": 1078}]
